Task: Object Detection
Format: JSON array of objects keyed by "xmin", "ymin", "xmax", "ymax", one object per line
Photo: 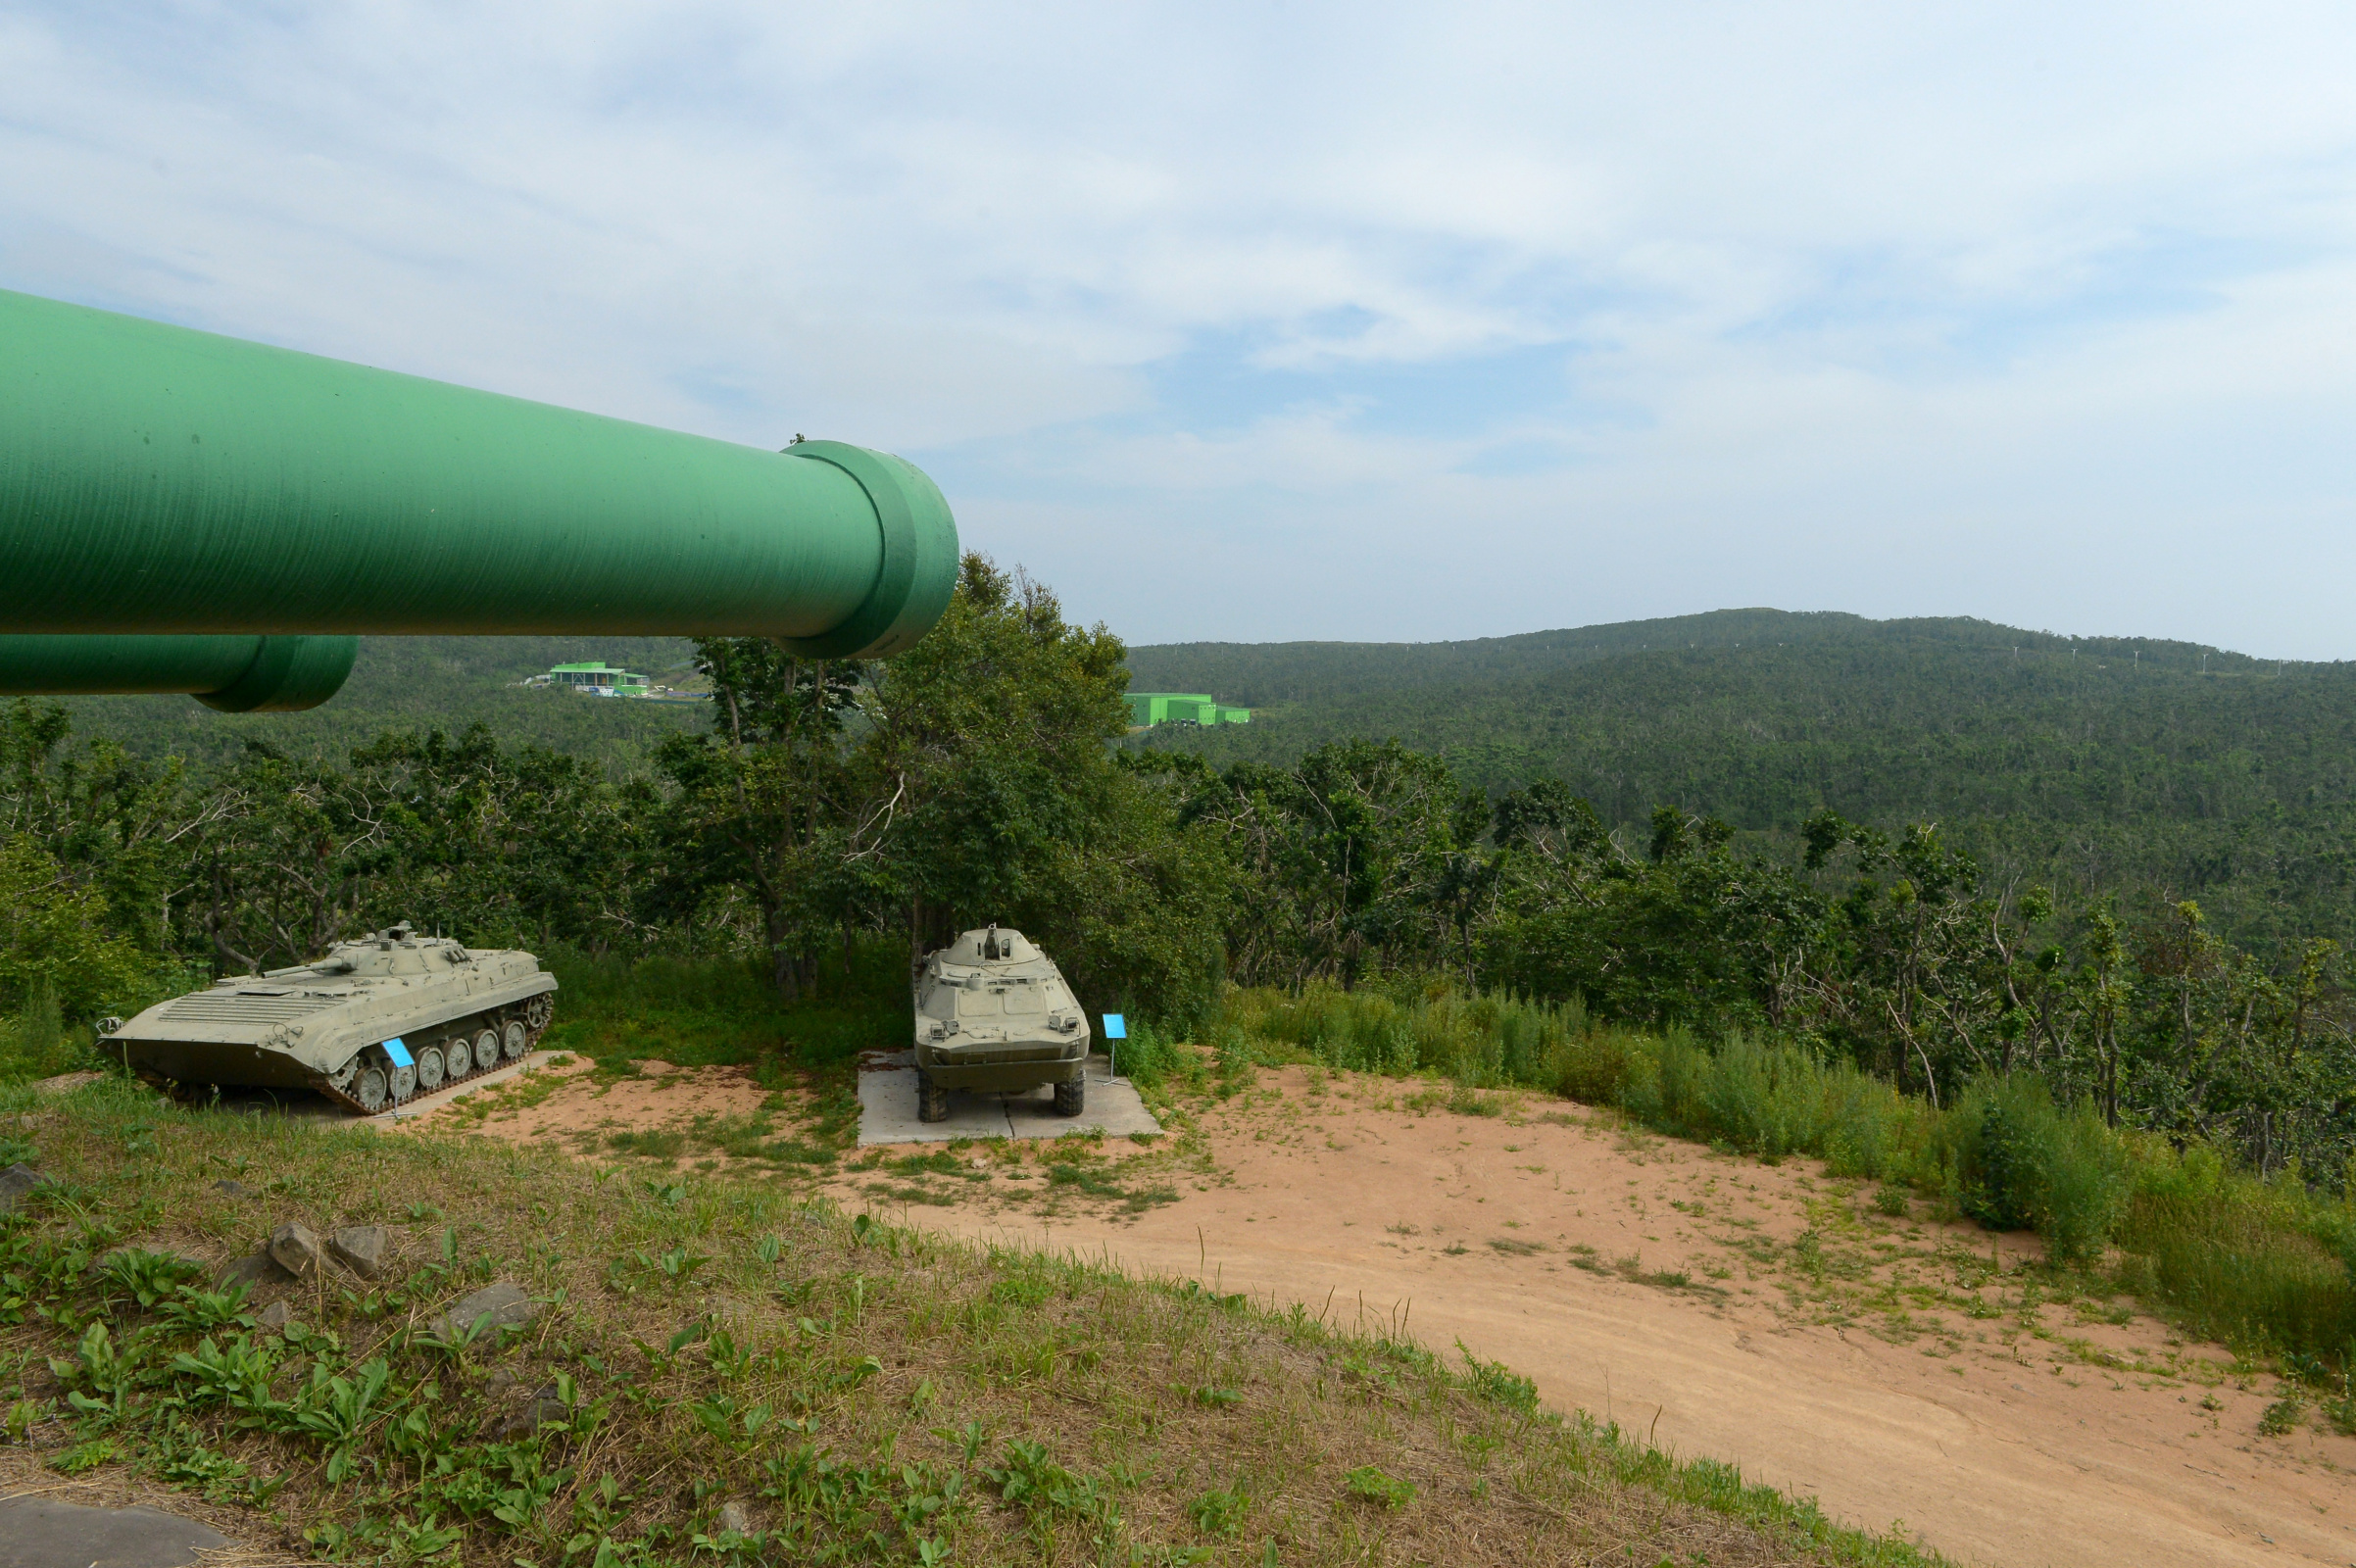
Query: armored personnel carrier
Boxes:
[
  {"xmin": 105, "ymin": 922, "xmax": 557, "ymax": 1114},
  {"xmin": 912, "ymin": 925, "xmax": 1090, "ymax": 1122}
]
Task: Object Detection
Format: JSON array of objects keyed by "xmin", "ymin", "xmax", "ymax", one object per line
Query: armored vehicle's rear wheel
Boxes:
[
  {"xmin": 917, "ymin": 1071, "xmax": 950, "ymax": 1123},
  {"xmin": 502, "ymin": 1019, "xmax": 529, "ymax": 1060},
  {"xmin": 472, "ymin": 1029, "xmax": 500, "ymax": 1074},
  {"xmin": 1054, "ymin": 1077, "xmax": 1084, "ymax": 1117},
  {"xmin": 389, "ymin": 1063, "xmax": 417, "ymax": 1102},
  {"xmin": 354, "ymin": 1065, "xmax": 388, "ymax": 1113},
  {"xmin": 416, "ymin": 1044, "xmax": 446, "ymax": 1091}
]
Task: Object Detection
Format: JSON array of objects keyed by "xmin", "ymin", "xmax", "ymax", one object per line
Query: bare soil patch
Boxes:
[{"xmin": 409, "ymin": 1055, "xmax": 2356, "ymax": 1567}]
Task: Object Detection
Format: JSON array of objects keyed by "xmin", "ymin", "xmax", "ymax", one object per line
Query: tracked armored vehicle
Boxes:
[
  {"xmin": 912, "ymin": 926, "xmax": 1090, "ymax": 1122},
  {"xmin": 105, "ymin": 923, "xmax": 557, "ymax": 1115}
]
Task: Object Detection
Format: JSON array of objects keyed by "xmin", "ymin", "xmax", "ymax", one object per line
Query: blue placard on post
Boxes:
[
  {"xmin": 382, "ymin": 1038, "xmax": 414, "ymax": 1068},
  {"xmin": 1101, "ymin": 1014, "xmax": 1126, "ymax": 1039}
]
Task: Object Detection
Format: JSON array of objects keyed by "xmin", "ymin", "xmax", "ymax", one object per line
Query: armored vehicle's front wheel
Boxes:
[
  {"xmin": 917, "ymin": 1071, "xmax": 950, "ymax": 1123},
  {"xmin": 353, "ymin": 1065, "xmax": 389, "ymax": 1113},
  {"xmin": 1054, "ymin": 1077, "xmax": 1084, "ymax": 1116},
  {"xmin": 472, "ymin": 1029, "xmax": 501, "ymax": 1074},
  {"xmin": 417, "ymin": 1044, "xmax": 446, "ymax": 1091},
  {"xmin": 502, "ymin": 1018, "xmax": 530, "ymax": 1059}
]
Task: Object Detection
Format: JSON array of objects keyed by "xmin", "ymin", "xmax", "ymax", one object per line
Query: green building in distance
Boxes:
[
  {"xmin": 1128, "ymin": 692, "xmax": 1251, "ymax": 728},
  {"xmin": 545, "ymin": 661, "xmax": 650, "ymax": 696}
]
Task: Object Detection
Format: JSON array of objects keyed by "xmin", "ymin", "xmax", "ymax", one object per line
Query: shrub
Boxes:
[{"xmin": 1937, "ymin": 1077, "xmax": 2123, "ymax": 1265}]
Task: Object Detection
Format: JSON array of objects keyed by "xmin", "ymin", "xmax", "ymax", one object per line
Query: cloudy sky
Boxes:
[{"xmin": 6, "ymin": 3, "xmax": 2355, "ymax": 656}]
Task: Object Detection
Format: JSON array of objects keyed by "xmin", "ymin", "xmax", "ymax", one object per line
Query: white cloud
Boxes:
[{"xmin": 5, "ymin": 2, "xmax": 2356, "ymax": 654}]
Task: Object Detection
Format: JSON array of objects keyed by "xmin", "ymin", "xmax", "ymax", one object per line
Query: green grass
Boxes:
[
  {"xmin": 0, "ymin": 1077, "xmax": 1947, "ymax": 1566},
  {"xmin": 537, "ymin": 942, "xmax": 908, "ymax": 1079}
]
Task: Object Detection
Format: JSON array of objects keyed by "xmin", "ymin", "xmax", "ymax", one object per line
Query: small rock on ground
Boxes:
[
  {"xmin": 0, "ymin": 1163, "xmax": 47, "ymax": 1214},
  {"xmin": 715, "ymin": 1499, "xmax": 756, "ymax": 1537},
  {"xmin": 30, "ymin": 1070, "xmax": 107, "ymax": 1096},
  {"xmin": 495, "ymin": 1382, "xmax": 569, "ymax": 1439},
  {"xmin": 211, "ymin": 1178, "xmax": 252, "ymax": 1198},
  {"xmin": 329, "ymin": 1224, "xmax": 390, "ymax": 1278},
  {"xmin": 258, "ymin": 1300, "xmax": 293, "ymax": 1331},
  {"xmin": 427, "ymin": 1281, "xmax": 542, "ymax": 1340},
  {"xmin": 0, "ymin": 1494, "xmax": 229, "ymax": 1568},
  {"xmin": 268, "ymin": 1220, "xmax": 325, "ymax": 1277},
  {"xmin": 216, "ymin": 1250, "xmax": 291, "ymax": 1289}
]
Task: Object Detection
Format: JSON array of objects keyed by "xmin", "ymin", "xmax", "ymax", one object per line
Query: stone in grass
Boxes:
[
  {"xmin": 258, "ymin": 1300, "xmax": 293, "ymax": 1332},
  {"xmin": 329, "ymin": 1224, "xmax": 391, "ymax": 1279},
  {"xmin": 217, "ymin": 1250, "xmax": 292, "ymax": 1289},
  {"xmin": 714, "ymin": 1499, "xmax": 758, "ymax": 1538},
  {"xmin": 0, "ymin": 1162, "xmax": 48, "ymax": 1214},
  {"xmin": 494, "ymin": 1383, "xmax": 569, "ymax": 1440},
  {"xmin": 268, "ymin": 1221, "xmax": 326, "ymax": 1278},
  {"xmin": 0, "ymin": 1494, "xmax": 229, "ymax": 1567},
  {"xmin": 212, "ymin": 1178, "xmax": 253, "ymax": 1198},
  {"xmin": 426, "ymin": 1281, "xmax": 542, "ymax": 1342}
]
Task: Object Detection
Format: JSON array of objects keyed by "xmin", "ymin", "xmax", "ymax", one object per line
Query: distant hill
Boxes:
[
  {"xmin": 1126, "ymin": 610, "xmax": 2356, "ymax": 954},
  {"xmin": 55, "ymin": 635, "xmax": 710, "ymax": 770}
]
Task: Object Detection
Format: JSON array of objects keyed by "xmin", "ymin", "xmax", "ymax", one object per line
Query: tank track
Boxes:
[{"xmin": 318, "ymin": 995, "xmax": 556, "ymax": 1116}]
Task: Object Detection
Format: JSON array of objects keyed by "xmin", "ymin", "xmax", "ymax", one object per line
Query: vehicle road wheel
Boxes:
[
  {"xmin": 502, "ymin": 1018, "xmax": 530, "ymax": 1060},
  {"xmin": 917, "ymin": 1072, "xmax": 950, "ymax": 1123},
  {"xmin": 1054, "ymin": 1077, "xmax": 1085, "ymax": 1117},
  {"xmin": 416, "ymin": 1045, "xmax": 446, "ymax": 1091},
  {"xmin": 354, "ymin": 1066, "xmax": 388, "ymax": 1113},
  {"xmin": 525, "ymin": 994, "xmax": 554, "ymax": 1032},
  {"xmin": 443, "ymin": 1036, "xmax": 472, "ymax": 1077},
  {"xmin": 389, "ymin": 1063, "xmax": 417, "ymax": 1102},
  {"xmin": 472, "ymin": 1029, "xmax": 501, "ymax": 1074}
]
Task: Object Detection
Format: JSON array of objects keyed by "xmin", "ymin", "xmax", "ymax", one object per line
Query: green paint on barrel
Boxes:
[{"xmin": 0, "ymin": 290, "xmax": 958, "ymax": 673}]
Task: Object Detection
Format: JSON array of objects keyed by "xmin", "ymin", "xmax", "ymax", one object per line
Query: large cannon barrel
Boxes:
[
  {"xmin": 0, "ymin": 288, "xmax": 959, "ymax": 706},
  {"xmin": 0, "ymin": 634, "xmax": 359, "ymax": 711}
]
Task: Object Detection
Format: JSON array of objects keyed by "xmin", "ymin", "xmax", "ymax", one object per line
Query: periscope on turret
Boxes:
[
  {"xmin": 911, "ymin": 927, "xmax": 1091, "ymax": 1124},
  {"xmin": 102, "ymin": 923, "xmax": 557, "ymax": 1115}
]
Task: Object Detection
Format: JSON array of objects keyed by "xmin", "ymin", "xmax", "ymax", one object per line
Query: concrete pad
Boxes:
[
  {"xmin": 858, "ymin": 1052, "xmax": 1161, "ymax": 1146},
  {"xmin": 0, "ymin": 1494, "xmax": 228, "ymax": 1568}
]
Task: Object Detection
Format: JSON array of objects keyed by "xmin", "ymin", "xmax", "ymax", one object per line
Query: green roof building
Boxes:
[
  {"xmin": 1128, "ymin": 692, "xmax": 1251, "ymax": 728},
  {"xmin": 547, "ymin": 661, "xmax": 651, "ymax": 696}
]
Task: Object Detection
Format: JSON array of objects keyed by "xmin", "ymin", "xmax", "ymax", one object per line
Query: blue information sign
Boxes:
[
  {"xmin": 1101, "ymin": 1014, "xmax": 1125, "ymax": 1039},
  {"xmin": 382, "ymin": 1038, "xmax": 414, "ymax": 1068}
]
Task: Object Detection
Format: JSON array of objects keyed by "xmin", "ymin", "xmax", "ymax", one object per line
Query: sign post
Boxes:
[{"xmin": 1102, "ymin": 1014, "xmax": 1126, "ymax": 1082}]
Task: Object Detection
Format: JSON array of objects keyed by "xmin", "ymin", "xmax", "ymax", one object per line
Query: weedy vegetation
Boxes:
[{"xmin": 0, "ymin": 1077, "xmax": 1949, "ymax": 1566}]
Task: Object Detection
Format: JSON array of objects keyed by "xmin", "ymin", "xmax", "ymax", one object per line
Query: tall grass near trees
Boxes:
[
  {"xmin": 1220, "ymin": 982, "xmax": 2356, "ymax": 1374},
  {"xmin": 537, "ymin": 940, "xmax": 908, "ymax": 1072}
]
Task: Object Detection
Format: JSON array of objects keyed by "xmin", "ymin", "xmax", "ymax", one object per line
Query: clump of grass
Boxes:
[
  {"xmin": 538, "ymin": 941, "xmax": 907, "ymax": 1077},
  {"xmin": 605, "ymin": 1128, "xmax": 687, "ymax": 1159},
  {"xmin": 0, "ymin": 1076, "xmax": 1952, "ymax": 1568}
]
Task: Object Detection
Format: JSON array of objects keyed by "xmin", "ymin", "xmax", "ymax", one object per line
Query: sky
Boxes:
[{"xmin": 5, "ymin": 3, "xmax": 2356, "ymax": 657}]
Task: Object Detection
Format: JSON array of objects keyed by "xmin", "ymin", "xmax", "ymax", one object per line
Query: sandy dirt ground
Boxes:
[{"xmin": 410, "ymin": 1057, "xmax": 2356, "ymax": 1568}]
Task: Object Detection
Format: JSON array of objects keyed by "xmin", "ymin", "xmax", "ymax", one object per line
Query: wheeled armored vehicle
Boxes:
[
  {"xmin": 105, "ymin": 922, "xmax": 557, "ymax": 1114},
  {"xmin": 912, "ymin": 926, "xmax": 1090, "ymax": 1122}
]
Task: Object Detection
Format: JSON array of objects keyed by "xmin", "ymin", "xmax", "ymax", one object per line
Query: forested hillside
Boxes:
[
  {"xmin": 56, "ymin": 634, "xmax": 707, "ymax": 769},
  {"xmin": 11, "ymin": 580, "xmax": 2356, "ymax": 1324},
  {"xmin": 1129, "ymin": 611, "xmax": 2356, "ymax": 954}
]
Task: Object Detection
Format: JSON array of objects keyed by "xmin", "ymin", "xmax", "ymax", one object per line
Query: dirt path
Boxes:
[{"xmin": 413, "ymin": 1057, "xmax": 2356, "ymax": 1567}]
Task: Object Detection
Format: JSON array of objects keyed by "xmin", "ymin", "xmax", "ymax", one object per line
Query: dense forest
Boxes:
[
  {"xmin": 7, "ymin": 585, "xmax": 2356, "ymax": 1208},
  {"xmin": 1130, "ymin": 611, "xmax": 2356, "ymax": 957}
]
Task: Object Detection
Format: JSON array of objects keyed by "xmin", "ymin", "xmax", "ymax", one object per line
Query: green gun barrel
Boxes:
[
  {"xmin": 0, "ymin": 634, "xmax": 359, "ymax": 711},
  {"xmin": 0, "ymin": 289, "xmax": 958, "ymax": 707}
]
